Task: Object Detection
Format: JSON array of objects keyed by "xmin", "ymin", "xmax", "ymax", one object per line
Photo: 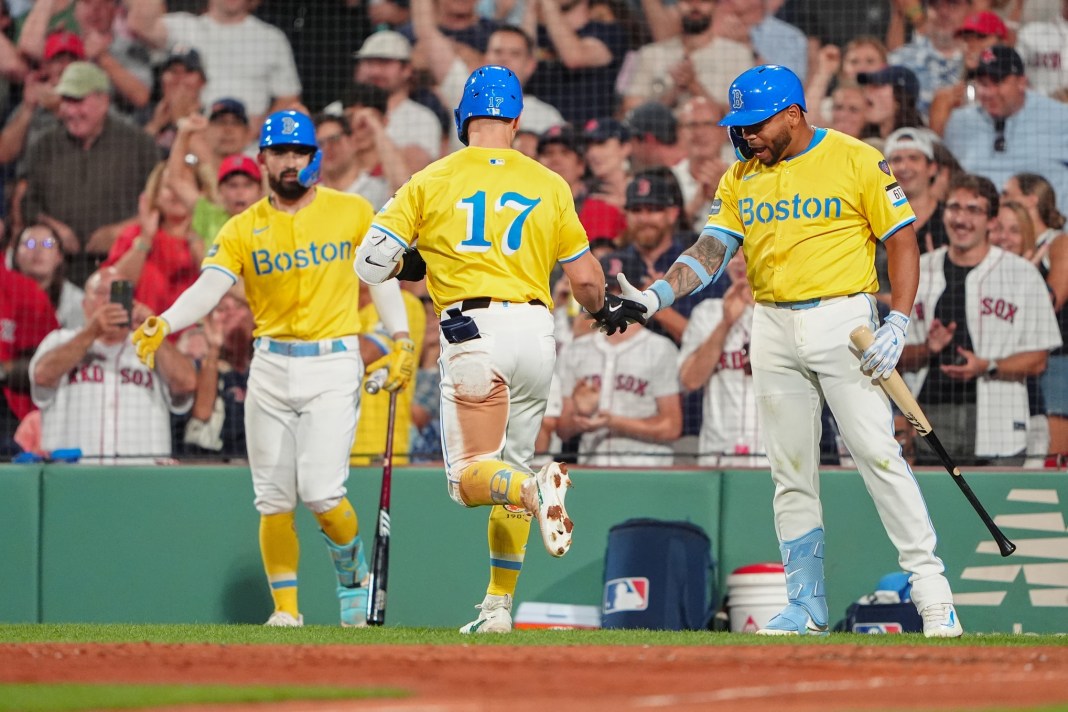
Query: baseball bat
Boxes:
[
  {"xmin": 850, "ymin": 326, "xmax": 1016, "ymax": 557},
  {"xmin": 366, "ymin": 388, "xmax": 398, "ymax": 625}
]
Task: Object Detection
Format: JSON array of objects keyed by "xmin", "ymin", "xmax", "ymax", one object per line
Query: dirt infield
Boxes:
[{"xmin": 3, "ymin": 642, "xmax": 1068, "ymax": 711}]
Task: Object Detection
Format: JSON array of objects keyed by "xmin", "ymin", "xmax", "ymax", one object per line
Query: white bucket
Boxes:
[{"xmin": 727, "ymin": 563, "xmax": 789, "ymax": 633}]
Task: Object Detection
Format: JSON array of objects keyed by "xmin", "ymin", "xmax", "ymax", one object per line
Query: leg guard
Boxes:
[
  {"xmin": 760, "ymin": 528, "xmax": 829, "ymax": 635},
  {"xmin": 321, "ymin": 531, "xmax": 370, "ymax": 627}
]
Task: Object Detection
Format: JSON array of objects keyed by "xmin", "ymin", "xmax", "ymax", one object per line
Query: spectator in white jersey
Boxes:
[
  {"xmin": 556, "ymin": 252, "xmax": 682, "ymax": 467},
  {"xmin": 29, "ymin": 267, "xmax": 196, "ymax": 464},
  {"xmin": 127, "ymin": 0, "xmax": 302, "ymax": 124},
  {"xmin": 678, "ymin": 251, "xmax": 765, "ymax": 467}
]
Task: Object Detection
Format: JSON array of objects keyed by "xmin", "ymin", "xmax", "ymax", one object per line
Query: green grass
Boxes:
[
  {"xmin": 0, "ymin": 623, "xmax": 1066, "ymax": 646},
  {"xmin": 0, "ymin": 683, "xmax": 403, "ymax": 712}
]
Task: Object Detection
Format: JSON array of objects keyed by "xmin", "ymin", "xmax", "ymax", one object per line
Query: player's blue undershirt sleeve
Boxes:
[{"xmin": 648, "ymin": 227, "xmax": 741, "ymax": 309}]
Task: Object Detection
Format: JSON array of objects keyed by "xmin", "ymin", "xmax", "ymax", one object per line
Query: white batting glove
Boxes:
[
  {"xmin": 617, "ymin": 274, "xmax": 662, "ymax": 318},
  {"xmin": 862, "ymin": 310, "xmax": 910, "ymax": 379}
]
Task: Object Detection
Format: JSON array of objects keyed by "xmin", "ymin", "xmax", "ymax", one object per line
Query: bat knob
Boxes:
[{"xmin": 999, "ymin": 539, "xmax": 1017, "ymax": 557}]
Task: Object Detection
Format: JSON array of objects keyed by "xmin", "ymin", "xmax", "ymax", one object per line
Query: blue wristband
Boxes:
[{"xmin": 650, "ymin": 279, "xmax": 675, "ymax": 309}]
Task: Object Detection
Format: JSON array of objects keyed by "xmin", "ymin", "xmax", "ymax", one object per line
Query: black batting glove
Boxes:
[
  {"xmin": 589, "ymin": 292, "xmax": 648, "ymax": 335},
  {"xmin": 394, "ymin": 248, "xmax": 426, "ymax": 281}
]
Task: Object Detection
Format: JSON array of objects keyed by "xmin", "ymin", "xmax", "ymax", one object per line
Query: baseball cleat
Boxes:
[
  {"xmin": 756, "ymin": 604, "xmax": 829, "ymax": 636},
  {"xmin": 459, "ymin": 593, "xmax": 512, "ymax": 634},
  {"xmin": 264, "ymin": 611, "xmax": 303, "ymax": 627},
  {"xmin": 921, "ymin": 603, "xmax": 963, "ymax": 638},
  {"xmin": 522, "ymin": 462, "xmax": 574, "ymax": 557}
]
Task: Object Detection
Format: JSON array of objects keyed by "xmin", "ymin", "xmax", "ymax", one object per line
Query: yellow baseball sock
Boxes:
[
  {"xmin": 486, "ymin": 504, "xmax": 532, "ymax": 597},
  {"xmin": 458, "ymin": 459, "xmax": 530, "ymax": 507},
  {"xmin": 313, "ymin": 499, "xmax": 359, "ymax": 546},
  {"xmin": 259, "ymin": 512, "xmax": 300, "ymax": 616}
]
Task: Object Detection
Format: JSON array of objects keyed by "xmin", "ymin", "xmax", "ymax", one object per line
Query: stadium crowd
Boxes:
[{"xmin": 2, "ymin": 0, "xmax": 1068, "ymax": 468}]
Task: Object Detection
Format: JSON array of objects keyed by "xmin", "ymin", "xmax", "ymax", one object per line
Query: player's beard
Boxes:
[
  {"xmin": 681, "ymin": 15, "xmax": 711, "ymax": 35},
  {"xmin": 759, "ymin": 128, "xmax": 793, "ymax": 166},
  {"xmin": 269, "ymin": 170, "xmax": 310, "ymax": 202}
]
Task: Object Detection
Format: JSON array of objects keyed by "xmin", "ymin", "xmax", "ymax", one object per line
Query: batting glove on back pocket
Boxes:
[{"xmin": 862, "ymin": 310, "xmax": 910, "ymax": 379}]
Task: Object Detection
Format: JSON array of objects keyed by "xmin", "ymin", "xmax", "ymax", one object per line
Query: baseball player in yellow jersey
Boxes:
[
  {"xmin": 356, "ymin": 65, "xmax": 644, "ymax": 633},
  {"xmin": 600, "ymin": 65, "xmax": 963, "ymax": 638},
  {"xmin": 352, "ymin": 284, "xmax": 427, "ymax": 465},
  {"xmin": 130, "ymin": 110, "xmax": 416, "ymax": 628}
]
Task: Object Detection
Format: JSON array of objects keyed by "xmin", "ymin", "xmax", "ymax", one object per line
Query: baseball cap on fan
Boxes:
[
  {"xmin": 625, "ymin": 172, "xmax": 677, "ymax": 210},
  {"xmin": 54, "ymin": 61, "xmax": 110, "ymax": 99},
  {"xmin": 162, "ymin": 45, "xmax": 206, "ymax": 78},
  {"xmin": 43, "ymin": 30, "xmax": 85, "ymax": 61},
  {"xmin": 626, "ymin": 101, "xmax": 678, "ymax": 144},
  {"xmin": 856, "ymin": 65, "xmax": 920, "ymax": 102},
  {"xmin": 883, "ymin": 127, "xmax": 935, "ymax": 161},
  {"xmin": 218, "ymin": 154, "xmax": 262, "ymax": 183},
  {"xmin": 599, "ymin": 251, "xmax": 648, "ymax": 289},
  {"xmin": 584, "ymin": 117, "xmax": 631, "ymax": 144},
  {"xmin": 973, "ymin": 46, "xmax": 1025, "ymax": 81},
  {"xmin": 955, "ymin": 12, "xmax": 1009, "ymax": 40},
  {"xmin": 355, "ymin": 30, "xmax": 412, "ymax": 61},
  {"xmin": 537, "ymin": 124, "xmax": 583, "ymax": 155},
  {"xmin": 210, "ymin": 98, "xmax": 249, "ymax": 125}
]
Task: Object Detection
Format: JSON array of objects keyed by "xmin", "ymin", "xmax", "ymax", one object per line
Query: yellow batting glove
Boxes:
[
  {"xmin": 367, "ymin": 337, "xmax": 417, "ymax": 392},
  {"xmin": 131, "ymin": 316, "xmax": 170, "ymax": 369}
]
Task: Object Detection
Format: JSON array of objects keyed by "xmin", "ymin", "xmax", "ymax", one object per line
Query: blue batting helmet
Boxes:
[
  {"xmin": 454, "ymin": 65, "xmax": 523, "ymax": 146},
  {"xmin": 259, "ymin": 110, "xmax": 322, "ymax": 187},
  {"xmin": 719, "ymin": 65, "xmax": 806, "ymax": 128}
]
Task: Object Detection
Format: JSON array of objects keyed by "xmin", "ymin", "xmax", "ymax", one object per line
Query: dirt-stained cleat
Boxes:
[
  {"xmin": 459, "ymin": 593, "xmax": 512, "ymax": 634},
  {"xmin": 265, "ymin": 611, "xmax": 303, "ymax": 627},
  {"xmin": 522, "ymin": 462, "xmax": 573, "ymax": 557},
  {"xmin": 921, "ymin": 603, "xmax": 963, "ymax": 638}
]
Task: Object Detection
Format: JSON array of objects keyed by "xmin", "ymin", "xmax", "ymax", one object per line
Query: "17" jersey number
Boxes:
[{"xmin": 456, "ymin": 190, "xmax": 541, "ymax": 254}]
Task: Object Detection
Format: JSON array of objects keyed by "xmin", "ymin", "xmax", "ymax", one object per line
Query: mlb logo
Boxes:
[
  {"xmin": 603, "ymin": 577, "xmax": 649, "ymax": 614},
  {"xmin": 853, "ymin": 622, "xmax": 904, "ymax": 634}
]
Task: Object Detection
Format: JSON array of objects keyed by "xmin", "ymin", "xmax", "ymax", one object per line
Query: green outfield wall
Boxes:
[{"xmin": 2, "ymin": 465, "xmax": 1065, "ymax": 632}]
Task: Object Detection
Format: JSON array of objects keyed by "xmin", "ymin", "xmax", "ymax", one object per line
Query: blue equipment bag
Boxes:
[
  {"xmin": 833, "ymin": 571, "xmax": 923, "ymax": 633},
  {"xmin": 602, "ymin": 518, "xmax": 715, "ymax": 630}
]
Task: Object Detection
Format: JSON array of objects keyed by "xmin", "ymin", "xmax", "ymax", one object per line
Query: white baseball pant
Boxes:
[
  {"xmin": 245, "ymin": 338, "xmax": 363, "ymax": 515},
  {"xmin": 438, "ymin": 301, "xmax": 556, "ymax": 505},
  {"xmin": 749, "ymin": 293, "xmax": 952, "ymax": 610}
]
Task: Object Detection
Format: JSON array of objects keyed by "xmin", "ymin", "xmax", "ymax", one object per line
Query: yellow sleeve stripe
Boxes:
[
  {"xmin": 559, "ymin": 246, "xmax": 589, "ymax": 263},
  {"xmin": 371, "ymin": 223, "xmax": 410, "ymax": 249},
  {"xmin": 202, "ymin": 264, "xmax": 238, "ymax": 283},
  {"xmin": 878, "ymin": 216, "xmax": 917, "ymax": 242}
]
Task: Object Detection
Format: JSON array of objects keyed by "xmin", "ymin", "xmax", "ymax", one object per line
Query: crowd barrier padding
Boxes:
[{"xmin": 3, "ymin": 465, "xmax": 1065, "ymax": 632}]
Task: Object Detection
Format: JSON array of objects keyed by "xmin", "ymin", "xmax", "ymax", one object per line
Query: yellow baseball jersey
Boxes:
[
  {"xmin": 203, "ymin": 187, "xmax": 375, "ymax": 340},
  {"xmin": 706, "ymin": 128, "xmax": 916, "ymax": 303},
  {"xmin": 351, "ymin": 289, "xmax": 427, "ymax": 466},
  {"xmin": 372, "ymin": 146, "xmax": 590, "ymax": 313}
]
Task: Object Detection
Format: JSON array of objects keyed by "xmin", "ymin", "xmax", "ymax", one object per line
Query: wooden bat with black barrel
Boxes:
[
  {"xmin": 365, "ymin": 382, "xmax": 398, "ymax": 625},
  {"xmin": 850, "ymin": 326, "xmax": 1016, "ymax": 557}
]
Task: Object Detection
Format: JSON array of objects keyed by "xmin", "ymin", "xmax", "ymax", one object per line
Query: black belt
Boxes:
[{"xmin": 460, "ymin": 297, "xmax": 546, "ymax": 312}]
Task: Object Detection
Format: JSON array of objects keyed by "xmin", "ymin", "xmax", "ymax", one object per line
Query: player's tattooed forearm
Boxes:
[{"xmin": 664, "ymin": 236, "xmax": 727, "ymax": 297}]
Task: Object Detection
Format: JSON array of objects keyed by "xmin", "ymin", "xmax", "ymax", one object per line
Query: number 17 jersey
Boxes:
[{"xmin": 372, "ymin": 146, "xmax": 590, "ymax": 313}]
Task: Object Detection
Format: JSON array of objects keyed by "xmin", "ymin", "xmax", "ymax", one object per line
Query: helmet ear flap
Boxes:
[
  {"xmin": 297, "ymin": 149, "xmax": 322, "ymax": 187},
  {"xmin": 729, "ymin": 127, "xmax": 753, "ymax": 161}
]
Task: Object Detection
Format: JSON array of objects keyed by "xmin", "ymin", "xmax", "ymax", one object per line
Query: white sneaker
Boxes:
[
  {"xmin": 459, "ymin": 594, "xmax": 513, "ymax": 634},
  {"xmin": 522, "ymin": 462, "xmax": 573, "ymax": 557},
  {"xmin": 265, "ymin": 611, "xmax": 304, "ymax": 627},
  {"xmin": 921, "ymin": 603, "xmax": 963, "ymax": 638}
]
